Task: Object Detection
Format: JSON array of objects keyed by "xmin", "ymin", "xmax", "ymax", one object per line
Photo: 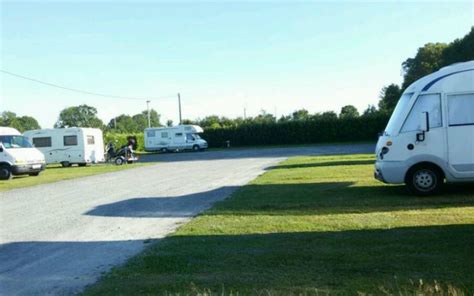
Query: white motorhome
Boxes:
[
  {"xmin": 0, "ymin": 127, "xmax": 45, "ymax": 180},
  {"xmin": 375, "ymin": 61, "xmax": 474, "ymax": 195},
  {"xmin": 24, "ymin": 128, "xmax": 105, "ymax": 167},
  {"xmin": 144, "ymin": 125, "xmax": 208, "ymax": 152}
]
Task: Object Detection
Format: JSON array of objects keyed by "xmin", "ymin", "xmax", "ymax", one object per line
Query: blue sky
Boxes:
[{"xmin": 1, "ymin": 1, "xmax": 473, "ymax": 128}]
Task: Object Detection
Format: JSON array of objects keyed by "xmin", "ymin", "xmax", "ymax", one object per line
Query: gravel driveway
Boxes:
[{"xmin": 0, "ymin": 144, "xmax": 373, "ymax": 295}]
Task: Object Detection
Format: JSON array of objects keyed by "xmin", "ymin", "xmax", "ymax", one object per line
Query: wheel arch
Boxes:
[{"xmin": 404, "ymin": 161, "xmax": 446, "ymax": 183}]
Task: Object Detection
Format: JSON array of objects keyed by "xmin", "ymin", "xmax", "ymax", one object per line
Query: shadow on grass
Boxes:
[
  {"xmin": 266, "ymin": 159, "xmax": 375, "ymax": 170},
  {"xmin": 83, "ymin": 182, "xmax": 474, "ymax": 218},
  {"xmin": 83, "ymin": 224, "xmax": 474, "ymax": 295}
]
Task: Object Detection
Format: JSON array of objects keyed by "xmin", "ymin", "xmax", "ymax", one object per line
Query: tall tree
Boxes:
[
  {"xmin": 401, "ymin": 42, "xmax": 448, "ymax": 89},
  {"xmin": 0, "ymin": 111, "xmax": 41, "ymax": 132},
  {"xmin": 441, "ymin": 27, "xmax": 474, "ymax": 66},
  {"xmin": 55, "ymin": 105, "xmax": 104, "ymax": 129},
  {"xmin": 378, "ymin": 84, "xmax": 402, "ymax": 114},
  {"xmin": 339, "ymin": 105, "xmax": 359, "ymax": 119}
]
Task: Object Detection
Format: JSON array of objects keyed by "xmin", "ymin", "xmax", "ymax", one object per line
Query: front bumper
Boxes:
[
  {"xmin": 12, "ymin": 163, "xmax": 46, "ymax": 175},
  {"xmin": 374, "ymin": 160, "xmax": 407, "ymax": 184}
]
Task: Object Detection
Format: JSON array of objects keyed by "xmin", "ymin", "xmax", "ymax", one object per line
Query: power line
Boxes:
[{"xmin": 0, "ymin": 69, "xmax": 175, "ymax": 101}]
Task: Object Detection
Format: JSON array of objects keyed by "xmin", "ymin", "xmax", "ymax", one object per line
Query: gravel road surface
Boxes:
[{"xmin": 0, "ymin": 144, "xmax": 374, "ymax": 295}]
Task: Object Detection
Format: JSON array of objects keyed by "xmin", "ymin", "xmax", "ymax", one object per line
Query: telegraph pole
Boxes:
[
  {"xmin": 178, "ymin": 93, "xmax": 182, "ymax": 125},
  {"xmin": 146, "ymin": 100, "xmax": 151, "ymax": 128},
  {"xmin": 244, "ymin": 107, "xmax": 247, "ymax": 120}
]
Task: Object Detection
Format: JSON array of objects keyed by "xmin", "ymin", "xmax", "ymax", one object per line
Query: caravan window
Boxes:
[
  {"xmin": 147, "ymin": 131, "xmax": 155, "ymax": 138},
  {"xmin": 401, "ymin": 94, "xmax": 442, "ymax": 133},
  {"xmin": 64, "ymin": 135, "xmax": 78, "ymax": 146},
  {"xmin": 33, "ymin": 137, "xmax": 52, "ymax": 148},
  {"xmin": 87, "ymin": 135, "xmax": 95, "ymax": 145},
  {"xmin": 161, "ymin": 132, "xmax": 168, "ymax": 138},
  {"xmin": 175, "ymin": 133, "xmax": 183, "ymax": 137},
  {"xmin": 448, "ymin": 93, "xmax": 474, "ymax": 126}
]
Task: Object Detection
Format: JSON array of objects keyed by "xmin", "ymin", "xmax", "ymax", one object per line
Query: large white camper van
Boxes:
[
  {"xmin": 375, "ymin": 61, "xmax": 474, "ymax": 195},
  {"xmin": 24, "ymin": 128, "xmax": 105, "ymax": 167},
  {"xmin": 144, "ymin": 125, "xmax": 208, "ymax": 152},
  {"xmin": 0, "ymin": 127, "xmax": 45, "ymax": 180}
]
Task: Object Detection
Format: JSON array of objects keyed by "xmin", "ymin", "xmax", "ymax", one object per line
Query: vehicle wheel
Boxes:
[
  {"xmin": 29, "ymin": 172, "xmax": 40, "ymax": 177},
  {"xmin": 78, "ymin": 163, "xmax": 87, "ymax": 167},
  {"xmin": 0, "ymin": 165, "xmax": 12, "ymax": 180},
  {"xmin": 161, "ymin": 148, "xmax": 168, "ymax": 153},
  {"xmin": 61, "ymin": 161, "xmax": 71, "ymax": 168},
  {"xmin": 114, "ymin": 157, "xmax": 124, "ymax": 165},
  {"xmin": 192, "ymin": 145, "xmax": 200, "ymax": 152},
  {"xmin": 406, "ymin": 164, "xmax": 443, "ymax": 196}
]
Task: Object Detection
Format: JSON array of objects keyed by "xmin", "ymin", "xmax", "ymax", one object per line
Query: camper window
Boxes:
[
  {"xmin": 161, "ymin": 132, "xmax": 168, "ymax": 138},
  {"xmin": 175, "ymin": 133, "xmax": 183, "ymax": 137},
  {"xmin": 147, "ymin": 131, "xmax": 155, "ymax": 138},
  {"xmin": 448, "ymin": 93, "xmax": 474, "ymax": 126},
  {"xmin": 186, "ymin": 133, "xmax": 195, "ymax": 141},
  {"xmin": 87, "ymin": 135, "xmax": 95, "ymax": 145},
  {"xmin": 401, "ymin": 94, "xmax": 442, "ymax": 133},
  {"xmin": 33, "ymin": 137, "xmax": 52, "ymax": 148},
  {"xmin": 64, "ymin": 135, "xmax": 78, "ymax": 146}
]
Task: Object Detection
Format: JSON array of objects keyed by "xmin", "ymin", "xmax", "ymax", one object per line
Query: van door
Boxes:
[
  {"xmin": 173, "ymin": 132, "xmax": 185, "ymax": 149},
  {"xmin": 447, "ymin": 93, "xmax": 474, "ymax": 178}
]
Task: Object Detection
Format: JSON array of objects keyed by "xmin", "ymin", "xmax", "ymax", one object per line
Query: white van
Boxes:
[
  {"xmin": 0, "ymin": 127, "xmax": 46, "ymax": 180},
  {"xmin": 24, "ymin": 128, "xmax": 105, "ymax": 167},
  {"xmin": 375, "ymin": 61, "xmax": 474, "ymax": 195},
  {"xmin": 144, "ymin": 125, "xmax": 208, "ymax": 152}
]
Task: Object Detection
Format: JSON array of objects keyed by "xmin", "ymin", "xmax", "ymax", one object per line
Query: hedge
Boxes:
[{"xmin": 202, "ymin": 114, "xmax": 390, "ymax": 147}]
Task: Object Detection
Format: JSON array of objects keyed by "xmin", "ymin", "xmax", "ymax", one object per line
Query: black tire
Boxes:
[
  {"xmin": 78, "ymin": 163, "xmax": 87, "ymax": 167},
  {"xmin": 406, "ymin": 164, "xmax": 443, "ymax": 196},
  {"xmin": 114, "ymin": 157, "xmax": 125, "ymax": 165},
  {"xmin": 192, "ymin": 145, "xmax": 200, "ymax": 152},
  {"xmin": 29, "ymin": 172, "xmax": 40, "ymax": 177},
  {"xmin": 0, "ymin": 165, "xmax": 12, "ymax": 180},
  {"xmin": 61, "ymin": 161, "xmax": 71, "ymax": 168}
]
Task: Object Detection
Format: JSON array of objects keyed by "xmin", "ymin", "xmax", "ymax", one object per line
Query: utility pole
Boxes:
[
  {"xmin": 178, "ymin": 93, "xmax": 182, "ymax": 125},
  {"xmin": 146, "ymin": 100, "xmax": 151, "ymax": 128},
  {"xmin": 244, "ymin": 107, "xmax": 247, "ymax": 120},
  {"xmin": 114, "ymin": 117, "xmax": 117, "ymax": 129}
]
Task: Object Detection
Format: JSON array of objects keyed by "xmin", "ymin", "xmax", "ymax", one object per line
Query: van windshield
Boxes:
[
  {"xmin": 384, "ymin": 93, "xmax": 413, "ymax": 136},
  {"xmin": 0, "ymin": 135, "xmax": 33, "ymax": 149}
]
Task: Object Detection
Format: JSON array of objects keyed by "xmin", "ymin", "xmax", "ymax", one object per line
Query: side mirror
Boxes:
[
  {"xmin": 419, "ymin": 112, "xmax": 430, "ymax": 132},
  {"xmin": 0, "ymin": 143, "xmax": 3, "ymax": 153},
  {"xmin": 416, "ymin": 112, "xmax": 430, "ymax": 142}
]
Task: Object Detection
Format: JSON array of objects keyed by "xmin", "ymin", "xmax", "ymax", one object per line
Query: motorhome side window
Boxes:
[
  {"xmin": 186, "ymin": 133, "xmax": 195, "ymax": 141},
  {"xmin": 64, "ymin": 135, "xmax": 78, "ymax": 146},
  {"xmin": 161, "ymin": 132, "xmax": 168, "ymax": 138},
  {"xmin": 401, "ymin": 94, "xmax": 442, "ymax": 133},
  {"xmin": 448, "ymin": 93, "xmax": 474, "ymax": 126},
  {"xmin": 147, "ymin": 131, "xmax": 155, "ymax": 137},
  {"xmin": 175, "ymin": 133, "xmax": 183, "ymax": 137},
  {"xmin": 33, "ymin": 137, "xmax": 52, "ymax": 148},
  {"xmin": 87, "ymin": 135, "xmax": 95, "ymax": 145}
]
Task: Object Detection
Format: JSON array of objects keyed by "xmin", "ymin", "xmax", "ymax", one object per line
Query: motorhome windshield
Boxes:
[
  {"xmin": 0, "ymin": 135, "xmax": 33, "ymax": 149},
  {"xmin": 383, "ymin": 93, "xmax": 413, "ymax": 136}
]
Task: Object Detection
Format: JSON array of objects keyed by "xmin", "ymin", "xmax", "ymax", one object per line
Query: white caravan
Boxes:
[
  {"xmin": 0, "ymin": 127, "xmax": 45, "ymax": 180},
  {"xmin": 375, "ymin": 60, "xmax": 474, "ymax": 195},
  {"xmin": 24, "ymin": 128, "xmax": 105, "ymax": 167},
  {"xmin": 144, "ymin": 125, "xmax": 208, "ymax": 152}
]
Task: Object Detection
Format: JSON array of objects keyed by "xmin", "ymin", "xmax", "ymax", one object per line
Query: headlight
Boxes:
[{"xmin": 15, "ymin": 159, "xmax": 27, "ymax": 165}]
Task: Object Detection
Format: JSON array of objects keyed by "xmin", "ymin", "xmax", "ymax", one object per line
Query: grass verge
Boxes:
[
  {"xmin": 0, "ymin": 162, "xmax": 152, "ymax": 192},
  {"xmin": 83, "ymin": 154, "xmax": 474, "ymax": 295}
]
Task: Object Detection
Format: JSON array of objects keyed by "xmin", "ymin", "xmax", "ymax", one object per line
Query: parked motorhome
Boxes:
[
  {"xmin": 375, "ymin": 61, "xmax": 474, "ymax": 195},
  {"xmin": 0, "ymin": 127, "xmax": 45, "ymax": 180},
  {"xmin": 144, "ymin": 125, "xmax": 208, "ymax": 152},
  {"xmin": 24, "ymin": 128, "xmax": 105, "ymax": 167}
]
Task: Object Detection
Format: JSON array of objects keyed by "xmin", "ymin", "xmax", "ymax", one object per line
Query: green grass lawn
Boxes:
[
  {"xmin": 0, "ymin": 162, "xmax": 151, "ymax": 192},
  {"xmin": 83, "ymin": 154, "xmax": 474, "ymax": 295}
]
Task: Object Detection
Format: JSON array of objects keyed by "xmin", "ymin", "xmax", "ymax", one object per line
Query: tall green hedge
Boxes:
[{"xmin": 202, "ymin": 114, "xmax": 390, "ymax": 147}]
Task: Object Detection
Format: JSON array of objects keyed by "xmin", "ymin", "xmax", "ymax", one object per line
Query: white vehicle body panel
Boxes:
[
  {"xmin": 375, "ymin": 61, "xmax": 474, "ymax": 184},
  {"xmin": 144, "ymin": 125, "xmax": 208, "ymax": 151},
  {"xmin": 24, "ymin": 128, "xmax": 105, "ymax": 165}
]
